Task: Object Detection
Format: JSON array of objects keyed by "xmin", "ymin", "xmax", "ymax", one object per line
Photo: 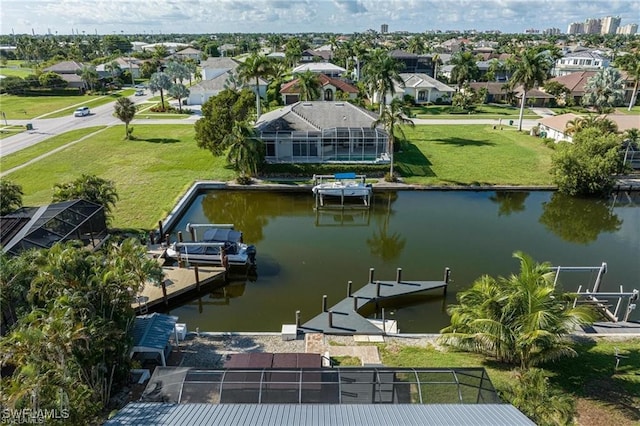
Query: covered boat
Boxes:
[{"xmin": 311, "ymin": 172, "xmax": 373, "ymax": 197}]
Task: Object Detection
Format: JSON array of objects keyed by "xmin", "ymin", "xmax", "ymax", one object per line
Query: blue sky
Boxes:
[{"xmin": 1, "ymin": 0, "xmax": 638, "ymax": 35}]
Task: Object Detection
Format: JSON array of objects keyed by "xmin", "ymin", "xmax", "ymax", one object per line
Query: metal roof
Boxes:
[
  {"xmin": 131, "ymin": 313, "xmax": 178, "ymax": 356},
  {"xmin": 106, "ymin": 403, "xmax": 535, "ymax": 425}
]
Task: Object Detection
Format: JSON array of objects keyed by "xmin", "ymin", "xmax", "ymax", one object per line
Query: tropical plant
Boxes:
[
  {"xmin": 508, "ymin": 48, "xmax": 553, "ymax": 131},
  {"xmin": 224, "ymin": 121, "xmax": 265, "ymax": 180},
  {"xmin": 502, "ymin": 369, "xmax": 576, "ymax": 426},
  {"xmin": 148, "ymin": 71, "xmax": 173, "ymax": 111},
  {"xmin": 104, "ymin": 60, "xmax": 121, "ymax": 81},
  {"xmin": 0, "ymin": 179, "xmax": 23, "ymax": 215},
  {"xmin": 552, "ymin": 127, "xmax": 622, "ymax": 197},
  {"xmin": 38, "ymin": 71, "xmax": 68, "ymax": 89},
  {"xmin": 237, "ymin": 53, "xmax": 272, "ymax": 118},
  {"xmin": 168, "ymin": 83, "xmax": 190, "ymax": 113},
  {"xmin": 440, "ymin": 251, "xmax": 596, "ymax": 369},
  {"xmin": 582, "ymin": 67, "xmax": 626, "ymax": 113},
  {"xmin": 165, "ymin": 60, "xmax": 191, "ymax": 84},
  {"xmin": 449, "ymin": 51, "xmax": 480, "ymax": 89},
  {"xmin": 614, "ymin": 51, "xmax": 640, "ymax": 111},
  {"xmin": 372, "ymin": 98, "xmax": 415, "ymax": 180},
  {"xmin": 295, "ymin": 70, "xmax": 321, "ymax": 101},
  {"xmin": 77, "ymin": 65, "xmax": 99, "ymax": 91},
  {"xmin": 362, "ymin": 49, "xmax": 405, "ymax": 114},
  {"xmin": 52, "ymin": 174, "xmax": 119, "ymax": 222},
  {"xmin": 113, "ymin": 97, "xmax": 136, "ymax": 139},
  {"xmin": 565, "ymin": 115, "xmax": 618, "ymax": 136}
]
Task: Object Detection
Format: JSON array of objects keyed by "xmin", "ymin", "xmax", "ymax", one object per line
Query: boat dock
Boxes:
[
  {"xmin": 298, "ymin": 267, "xmax": 450, "ymax": 335},
  {"xmin": 133, "ymin": 245, "xmax": 227, "ymax": 313}
]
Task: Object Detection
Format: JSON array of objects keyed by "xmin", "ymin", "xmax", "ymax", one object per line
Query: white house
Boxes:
[
  {"xmin": 552, "ymin": 50, "xmax": 610, "ymax": 77},
  {"xmin": 393, "ymin": 73, "xmax": 455, "ymax": 104},
  {"xmin": 292, "ymin": 63, "xmax": 347, "ymax": 78}
]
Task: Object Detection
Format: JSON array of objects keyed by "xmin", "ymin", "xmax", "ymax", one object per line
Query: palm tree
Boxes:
[
  {"xmin": 148, "ymin": 71, "xmax": 172, "ymax": 111},
  {"xmin": 614, "ymin": 51, "xmax": 640, "ymax": 111},
  {"xmin": 224, "ymin": 121, "xmax": 265, "ymax": 179},
  {"xmin": 582, "ymin": 67, "xmax": 625, "ymax": 114},
  {"xmin": 440, "ymin": 251, "xmax": 596, "ymax": 369},
  {"xmin": 372, "ymin": 98, "xmax": 415, "ymax": 180},
  {"xmin": 77, "ymin": 65, "xmax": 98, "ymax": 91},
  {"xmin": 113, "ymin": 97, "xmax": 136, "ymax": 139},
  {"xmin": 237, "ymin": 53, "xmax": 272, "ymax": 118},
  {"xmin": 52, "ymin": 174, "xmax": 119, "ymax": 223},
  {"xmin": 295, "ymin": 70, "xmax": 321, "ymax": 101},
  {"xmin": 168, "ymin": 83, "xmax": 190, "ymax": 112},
  {"xmin": 165, "ymin": 60, "xmax": 190, "ymax": 85},
  {"xmin": 104, "ymin": 60, "xmax": 121, "ymax": 82},
  {"xmin": 565, "ymin": 115, "xmax": 618, "ymax": 136},
  {"xmin": 508, "ymin": 48, "xmax": 552, "ymax": 131},
  {"xmin": 449, "ymin": 51, "xmax": 480, "ymax": 89},
  {"xmin": 0, "ymin": 179, "xmax": 23, "ymax": 215},
  {"xmin": 362, "ymin": 49, "xmax": 405, "ymax": 114}
]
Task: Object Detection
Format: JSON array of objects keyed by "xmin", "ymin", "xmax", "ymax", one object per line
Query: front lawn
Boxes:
[
  {"xmin": 411, "ymin": 104, "xmax": 540, "ymax": 119},
  {"xmin": 396, "ymin": 125, "xmax": 554, "ymax": 186},
  {"xmin": 0, "ymin": 61, "xmax": 34, "ymax": 78}
]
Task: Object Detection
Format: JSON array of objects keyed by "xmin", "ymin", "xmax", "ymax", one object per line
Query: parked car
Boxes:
[
  {"xmin": 74, "ymin": 106, "xmax": 90, "ymax": 117},
  {"xmin": 135, "ymin": 90, "xmax": 144, "ymax": 96}
]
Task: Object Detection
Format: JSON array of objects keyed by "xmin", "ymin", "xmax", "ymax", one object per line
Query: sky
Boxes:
[{"xmin": 1, "ymin": 0, "xmax": 638, "ymax": 36}]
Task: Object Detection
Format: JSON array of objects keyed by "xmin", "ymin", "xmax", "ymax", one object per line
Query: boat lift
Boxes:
[
  {"xmin": 313, "ymin": 173, "xmax": 372, "ymax": 209},
  {"xmin": 552, "ymin": 262, "xmax": 638, "ymax": 322}
]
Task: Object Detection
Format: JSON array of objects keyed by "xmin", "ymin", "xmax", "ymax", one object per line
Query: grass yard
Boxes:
[
  {"xmin": 7, "ymin": 125, "xmax": 234, "ymax": 229},
  {"xmin": 396, "ymin": 125, "xmax": 554, "ymax": 186},
  {"xmin": 0, "ymin": 60, "xmax": 34, "ymax": 78},
  {"xmin": 411, "ymin": 104, "xmax": 540, "ymax": 119},
  {"xmin": 42, "ymin": 89, "xmax": 136, "ymax": 118},
  {"xmin": 380, "ymin": 337, "xmax": 640, "ymax": 425}
]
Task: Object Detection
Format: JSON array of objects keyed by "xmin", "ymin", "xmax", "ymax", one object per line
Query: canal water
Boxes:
[{"xmin": 162, "ymin": 190, "xmax": 640, "ymax": 332}]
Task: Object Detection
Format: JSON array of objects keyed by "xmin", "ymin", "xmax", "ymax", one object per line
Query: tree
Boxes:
[
  {"xmin": 195, "ymin": 88, "xmax": 255, "ymax": 156},
  {"xmin": 77, "ymin": 65, "xmax": 98, "ymax": 91},
  {"xmin": 224, "ymin": 121, "xmax": 265, "ymax": 179},
  {"xmin": 0, "ymin": 179, "xmax": 23, "ymax": 215},
  {"xmin": 148, "ymin": 72, "xmax": 172, "ymax": 111},
  {"xmin": 440, "ymin": 251, "xmax": 596, "ymax": 369},
  {"xmin": 295, "ymin": 70, "xmax": 321, "ymax": 101},
  {"xmin": 543, "ymin": 80, "xmax": 570, "ymax": 106},
  {"xmin": 165, "ymin": 60, "xmax": 190, "ymax": 84},
  {"xmin": 38, "ymin": 71, "xmax": 67, "ymax": 89},
  {"xmin": 508, "ymin": 48, "xmax": 552, "ymax": 131},
  {"xmin": 614, "ymin": 51, "xmax": 640, "ymax": 111},
  {"xmin": 449, "ymin": 51, "xmax": 480, "ymax": 89},
  {"xmin": 113, "ymin": 97, "xmax": 137, "ymax": 139},
  {"xmin": 104, "ymin": 60, "xmax": 121, "ymax": 81},
  {"xmin": 551, "ymin": 127, "xmax": 622, "ymax": 197},
  {"xmin": 362, "ymin": 49, "xmax": 405, "ymax": 114},
  {"xmin": 52, "ymin": 174, "xmax": 119, "ymax": 223},
  {"xmin": 503, "ymin": 369, "xmax": 576, "ymax": 426},
  {"xmin": 168, "ymin": 83, "xmax": 190, "ymax": 112},
  {"xmin": 237, "ymin": 53, "xmax": 272, "ymax": 118},
  {"xmin": 372, "ymin": 98, "xmax": 415, "ymax": 180},
  {"xmin": 582, "ymin": 67, "xmax": 625, "ymax": 113},
  {"xmin": 102, "ymin": 34, "xmax": 132, "ymax": 55}
]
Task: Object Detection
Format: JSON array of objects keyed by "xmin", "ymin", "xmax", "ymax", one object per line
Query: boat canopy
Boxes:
[
  {"xmin": 334, "ymin": 172, "xmax": 357, "ymax": 179},
  {"xmin": 202, "ymin": 228, "xmax": 242, "ymax": 243}
]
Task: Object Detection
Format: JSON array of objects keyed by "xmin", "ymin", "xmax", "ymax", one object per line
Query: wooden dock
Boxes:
[
  {"xmin": 133, "ymin": 264, "xmax": 226, "ymax": 313},
  {"xmin": 299, "ymin": 267, "xmax": 449, "ymax": 335}
]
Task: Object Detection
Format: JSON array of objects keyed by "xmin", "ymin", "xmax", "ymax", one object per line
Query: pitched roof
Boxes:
[
  {"xmin": 539, "ymin": 113, "xmax": 640, "ymax": 133},
  {"xmin": 468, "ymin": 82, "xmax": 510, "ymax": 96},
  {"xmin": 255, "ymin": 101, "xmax": 380, "ymax": 132},
  {"xmin": 280, "ymin": 74, "xmax": 358, "ymax": 94},
  {"xmin": 550, "ymin": 71, "xmax": 598, "ymax": 93},
  {"xmin": 189, "ymin": 70, "xmax": 234, "ymax": 93},
  {"xmin": 43, "ymin": 60, "xmax": 86, "ymax": 73},
  {"xmin": 200, "ymin": 57, "xmax": 239, "ymax": 70},
  {"xmin": 292, "ymin": 63, "xmax": 346, "ymax": 74},
  {"xmin": 399, "ymin": 73, "xmax": 455, "ymax": 92},
  {"xmin": 176, "ymin": 47, "xmax": 202, "ymax": 55},
  {"xmin": 537, "ymin": 113, "xmax": 581, "ymax": 131}
]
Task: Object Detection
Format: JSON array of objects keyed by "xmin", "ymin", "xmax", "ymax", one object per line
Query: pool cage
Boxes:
[
  {"xmin": 260, "ymin": 127, "xmax": 390, "ymax": 164},
  {"xmin": 141, "ymin": 367, "xmax": 501, "ymax": 405},
  {"xmin": 0, "ymin": 199, "xmax": 108, "ymax": 256}
]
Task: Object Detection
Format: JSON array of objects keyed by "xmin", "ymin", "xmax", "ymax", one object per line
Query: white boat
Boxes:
[
  {"xmin": 312, "ymin": 173, "xmax": 373, "ymax": 197},
  {"xmin": 165, "ymin": 225, "xmax": 256, "ymax": 267}
]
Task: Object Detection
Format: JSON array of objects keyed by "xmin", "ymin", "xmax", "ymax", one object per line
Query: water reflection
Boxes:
[
  {"xmin": 539, "ymin": 193, "xmax": 622, "ymax": 244},
  {"xmin": 367, "ymin": 192, "xmax": 406, "ymax": 262},
  {"xmin": 489, "ymin": 191, "xmax": 529, "ymax": 216}
]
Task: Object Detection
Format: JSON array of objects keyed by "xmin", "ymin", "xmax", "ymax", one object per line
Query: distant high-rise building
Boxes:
[
  {"xmin": 543, "ymin": 28, "xmax": 561, "ymax": 35},
  {"xmin": 617, "ymin": 23, "xmax": 638, "ymax": 35},
  {"xmin": 381, "ymin": 24, "xmax": 388, "ymax": 34},
  {"xmin": 601, "ymin": 16, "xmax": 621, "ymax": 34},
  {"xmin": 584, "ymin": 18, "xmax": 602, "ymax": 34},
  {"xmin": 525, "ymin": 28, "xmax": 540, "ymax": 34},
  {"xmin": 567, "ymin": 22, "xmax": 584, "ymax": 34}
]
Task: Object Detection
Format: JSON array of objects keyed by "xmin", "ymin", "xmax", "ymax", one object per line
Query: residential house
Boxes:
[
  {"xmin": 280, "ymin": 74, "xmax": 358, "ymax": 105},
  {"xmin": 141, "ymin": 42, "xmax": 189, "ymax": 54},
  {"xmin": 292, "ymin": 63, "xmax": 347, "ymax": 78},
  {"xmin": 96, "ymin": 57, "xmax": 141, "ymax": 79},
  {"xmin": 254, "ymin": 101, "xmax": 389, "ymax": 164},
  {"xmin": 42, "ymin": 60, "xmax": 89, "ymax": 90},
  {"xmin": 219, "ymin": 44, "xmax": 237, "ymax": 57},
  {"xmin": 537, "ymin": 113, "xmax": 639, "ymax": 142},
  {"xmin": 552, "ymin": 50, "xmax": 609, "ymax": 76},
  {"xmin": 173, "ymin": 47, "xmax": 203, "ymax": 62},
  {"xmin": 468, "ymin": 82, "xmax": 511, "ymax": 103},
  {"xmin": 514, "ymin": 87, "xmax": 555, "ymax": 107},
  {"xmin": 299, "ymin": 49, "xmax": 331, "ymax": 63},
  {"xmin": 389, "ymin": 50, "xmax": 434, "ymax": 77},
  {"xmin": 393, "ymin": 73, "xmax": 455, "ymax": 104},
  {"xmin": 548, "ymin": 71, "xmax": 598, "ymax": 105}
]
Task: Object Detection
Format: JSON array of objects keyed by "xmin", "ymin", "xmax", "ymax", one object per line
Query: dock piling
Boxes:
[
  {"xmin": 158, "ymin": 221, "xmax": 164, "ymax": 243},
  {"xmin": 347, "ymin": 280, "xmax": 353, "ymax": 297},
  {"xmin": 369, "ymin": 268, "xmax": 375, "ymax": 284},
  {"xmin": 296, "ymin": 310, "xmax": 300, "ymax": 328},
  {"xmin": 194, "ymin": 265, "xmax": 200, "ymax": 291},
  {"xmin": 443, "ymin": 267, "xmax": 451, "ymax": 296},
  {"xmin": 353, "ymin": 296, "xmax": 358, "ymax": 311},
  {"xmin": 189, "ymin": 225, "xmax": 196, "ymax": 242},
  {"xmin": 322, "ymin": 295, "xmax": 328, "ymax": 312},
  {"xmin": 376, "ymin": 280, "xmax": 381, "ymax": 297},
  {"xmin": 161, "ymin": 280, "xmax": 168, "ymax": 306},
  {"xmin": 328, "ymin": 311, "xmax": 334, "ymax": 328},
  {"xmin": 396, "ymin": 268, "xmax": 402, "ymax": 283}
]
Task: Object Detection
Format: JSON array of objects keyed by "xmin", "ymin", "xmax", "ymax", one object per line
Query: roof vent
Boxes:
[{"xmin": 335, "ymin": 103, "xmax": 344, "ymax": 107}]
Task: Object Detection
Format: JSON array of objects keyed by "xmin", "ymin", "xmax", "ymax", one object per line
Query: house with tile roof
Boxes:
[
  {"xmin": 292, "ymin": 63, "xmax": 346, "ymax": 78},
  {"xmin": 254, "ymin": 101, "xmax": 389, "ymax": 164},
  {"xmin": 280, "ymin": 74, "xmax": 358, "ymax": 105},
  {"xmin": 173, "ymin": 47, "xmax": 203, "ymax": 62},
  {"xmin": 42, "ymin": 61, "xmax": 89, "ymax": 90},
  {"xmin": 393, "ymin": 73, "xmax": 455, "ymax": 104},
  {"xmin": 548, "ymin": 71, "xmax": 598, "ymax": 105},
  {"xmin": 537, "ymin": 113, "xmax": 639, "ymax": 143}
]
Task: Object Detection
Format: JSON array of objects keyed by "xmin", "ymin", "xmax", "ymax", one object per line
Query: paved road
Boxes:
[
  {"xmin": 1, "ymin": 95, "xmax": 537, "ymax": 157},
  {"xmin": 0, "ymin": 92, "xmax": 199, "ymax": 157}
]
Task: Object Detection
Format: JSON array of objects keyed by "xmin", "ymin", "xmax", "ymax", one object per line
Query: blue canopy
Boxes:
[
  {"xmin": 334, "ymin": 172, "xmax": 357, "ymax": 179},
  {"xmin": 131, "ymin": 313, "xmax": 178, "ymax": 366}
]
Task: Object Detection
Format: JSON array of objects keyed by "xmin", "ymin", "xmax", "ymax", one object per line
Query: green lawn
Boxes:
[
  {"xmin": 411, "ymin": 104, "xmax": 540, "ymax": 119},
  {"xmin": 0, "ymin": 90, "xmax": 135, "ymax": 119},
  {"xmin": 6, "ymin": 124, "xmax": 234, "ymax": 229},
  {"xmin": 397, "ymin": 125, "xmax": 554, "ymax": 186},
  {"xmin": 0, "ymin": 60, "xmax": 34, "ymax": 78},
  {"xmin": 379, "ymin": 338, "xmax": 640, "ymax": 425}
]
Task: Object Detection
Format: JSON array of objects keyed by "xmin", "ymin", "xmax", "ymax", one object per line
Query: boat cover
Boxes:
[
  {"xmin": 202, "ymin": 228, "xmax": 242, "ymax": 243},
  {"xmin": 334, "ymin": 172, "xmax": 357, "ymax": 179}
]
